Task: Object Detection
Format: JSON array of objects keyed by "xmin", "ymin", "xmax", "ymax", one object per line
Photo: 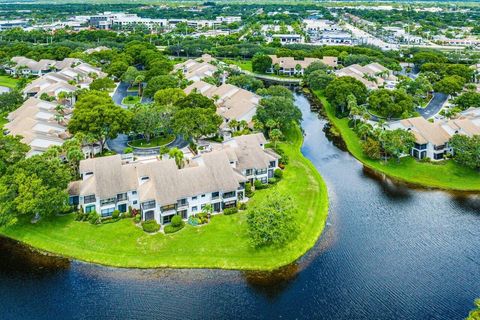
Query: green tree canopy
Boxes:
[
  {"xmin": 0, "ymin": 152, "xmax": 71, "ymax": 226},
  {"xmin": 68, "ymin": 90, "xmax": 132, "ymax": 150},
  {"xmin": 256, "ymin": 96, "xmax": 302, "ymax": 131},
  {"xmin": 154, "ymin": 88, "xmax": 186, "ymax": 106},
  {"xmin": 247, "ymin": 194, "xmax": 298, "ymax": 248},
  {"xmin": 143, "ymin": 75, "xmax": 180, "ymax": 98},
  {"xmin": 89, "ymin": 77, "xmax": 116, "ymax": 91},
  {"xmin": 227, "ymin": 74, "xmax": 264, "ymax": 92},
  {"xmin": 368, "ymin": 89, "xmax": 415, "ymax": 119},
  {"xmin": 433, "ymin": 75, "xmax": 465, "ymax": 96},
  {"xmin": 325, "ymin": 76, "xmax": 368, "ymax": 115},
  {"xmin": 450, "ymin": 134, "xmax": 480, "ymax": 170},
  {"xmin": 251, "ymin": 54, "xmax": 272, "ymax": 73},
  {"xmin": 175, "ymin": 93, "xmax": 215, "ymax": 110},
  {"xmin": 452, "ymin": 91, "xmax": 480, "ymax": 111}
]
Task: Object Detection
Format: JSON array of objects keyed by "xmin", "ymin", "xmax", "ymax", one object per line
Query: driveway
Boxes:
[
  {"xmin": 417, "ymin": 93, "xmax": 448, "ymax": 119},
  {"xmin": 112, "ymin": 81, "xmax": 137, "ymax": 107},
  {"xmin": 107, "ymin": 82, "xmax": 187, "ymax": 154}
]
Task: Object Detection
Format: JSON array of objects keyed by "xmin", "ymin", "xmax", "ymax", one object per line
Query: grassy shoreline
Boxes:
[
  {"xmin": 0, "ymin": 126, "xmax": 329, "ymax": 270},
  {"xmin": 312, "ymin": 89, "xmax": 480, "ymax": 191}
]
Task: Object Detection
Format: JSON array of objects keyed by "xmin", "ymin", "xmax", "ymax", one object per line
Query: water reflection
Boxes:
[
  {"xmin": 242, "ymin": 263, "xmax": 299, "ymax": 301},
  {"xmin": 0, "ymin": 236, "xmax": 69, "ymax": 276},
  {"xmin": 361, "ymin": 167, "xmax": 412, "ymax": 201}
]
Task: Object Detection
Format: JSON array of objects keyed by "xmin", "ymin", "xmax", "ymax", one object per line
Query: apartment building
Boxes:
[
  {"xmin": 173, "ymin": 54, "xmax": 220, "ymax": 82},
  {"xmin": 335, "ymin": 62, "xmax": 397, "ymax": 90},
  {"xmin": 184, "ymin": 80, "xmax": 260, "ymax": 138},
  {"xmin": 68, "ymin": 133, "xmax": 279, "ymax": 224},
  {"xmin": 268, "ymin": 55, "xmax": 338, "ymax": 76},
  {"xmin": 389, "ymin": 111, "xmax": 480, "ymax": 160}
]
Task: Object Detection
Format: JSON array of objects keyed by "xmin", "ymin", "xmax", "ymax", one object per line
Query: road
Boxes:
[{"xmin": 417, "ymin": 92, "xmax": 448, "ymax": 119}]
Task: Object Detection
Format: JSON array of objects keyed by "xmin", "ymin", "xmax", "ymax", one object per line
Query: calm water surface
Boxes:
[{"xmin": 1, "ymin": 93, "xmax": 479, "ymax": 320}]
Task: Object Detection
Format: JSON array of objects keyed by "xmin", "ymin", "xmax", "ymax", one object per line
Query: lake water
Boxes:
[{"xmin": 0, "ymin": 93, "xmax": 479, "ymax": 320}]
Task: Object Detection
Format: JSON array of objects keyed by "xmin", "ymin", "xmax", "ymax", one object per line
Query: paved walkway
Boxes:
[{"xmin": 417, "ymin": 93, "xmax": 448, "ymax": 119}]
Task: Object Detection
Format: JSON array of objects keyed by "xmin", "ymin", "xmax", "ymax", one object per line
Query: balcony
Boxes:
[
  {"xmin": 100, "ymin": 197, "xmax": 116, "ymax": 206},
  {"xmin": 176, "ymin": 199, "xmax": 189, "ymax": 209},
  {"xmin": 222, "ymin": 191, "xmax": 236, "ymax": 200}
]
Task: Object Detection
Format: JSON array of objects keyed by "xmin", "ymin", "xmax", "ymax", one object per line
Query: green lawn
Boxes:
[
  {"xmin": 313, "ymin": 90, "xmax": 480, "ymax": 191},
  {"xmin": 224, "ymin": 59, "xmax": 253, "ymax": 72},
  {"xmin": 0, "ymin": 75, "xmax": 19, "ymax": 89},
  {"xmin": 121, "ymin": 96, "xmax": 140, "ymax": 105},
  {"xmin": 129, "ymin": 134, "xmax": 176, "ymax": 148},
  {"xmin": 0, "ymin": 126, "xmax": 329, "ymax": 270}
]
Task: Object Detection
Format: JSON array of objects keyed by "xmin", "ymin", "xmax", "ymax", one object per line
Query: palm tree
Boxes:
[
  {"xmin": 134, "ymin": 74, "xmax": 145, "ymax": 96},
  {"xmin": 269, "ymin": 128, "xmax": 283, "ymax": 148},
  {"xmin": 168, "ymin": 147, "xmax": 184, "ymax": 168}
]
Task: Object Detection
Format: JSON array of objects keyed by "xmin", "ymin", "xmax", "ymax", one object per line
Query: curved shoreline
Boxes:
[
  {"xmin": 310, "ymin": 89, "xmax": 480, "ymax": 192},
  {"xmin": 0, "ymin": 125, "xmax": 329, "ymax": 271}
]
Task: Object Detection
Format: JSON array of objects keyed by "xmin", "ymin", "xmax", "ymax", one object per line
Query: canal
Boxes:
[{"xmin": 0, "ymin": 93, "xmax": 479, "ymax": 320}]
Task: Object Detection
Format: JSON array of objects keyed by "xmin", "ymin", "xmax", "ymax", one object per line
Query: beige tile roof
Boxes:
[{"xmin": 400, "ymin": 117, "xmax": 450, "ymax": 146}]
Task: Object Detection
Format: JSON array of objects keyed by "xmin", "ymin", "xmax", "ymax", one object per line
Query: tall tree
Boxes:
[
  {"xmin": 68, "ymin": 91, "xmax": 132, "ymax": 151},
  {"xmin": 256, "ymin": 96, "xmax": 302, "ymax": 131},
  {"xmin": 325, "ymin": 76, "xmax": 368, "ymax": 116}
]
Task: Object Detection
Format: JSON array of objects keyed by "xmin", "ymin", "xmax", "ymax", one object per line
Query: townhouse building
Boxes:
[
  {"xmin": 68, "ymin": 133, "xmax": 279, "ymax": 225},
  {"xmin": 184, "ymin": 80, "xmax": 260, "ymax": 138},
  {"xmin": 268, "ymin": 55, "xmax": 338, "ymax": 76}
]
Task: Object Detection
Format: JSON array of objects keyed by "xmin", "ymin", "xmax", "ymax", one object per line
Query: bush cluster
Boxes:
[
  {"xmin": 142, "ymin": 220, "xmax": 160, "ymax": 233},
  {"xmin": 254, "ymin": 180, "xmax": 268, "ymax": 190},
  {"xmin": 238, "ymin": 202, "xmax": 247, "ymax": 210},
  {"xmin": 223, "ymin": 207, "xmax": 238, "ymax": 215},
  {"xmin": 134, "ymin": 214, "xmax": 141, "ymax": 223},
  {"xmin": 164, "ymin": 215, "xmax": 185, "ymax": 234}
]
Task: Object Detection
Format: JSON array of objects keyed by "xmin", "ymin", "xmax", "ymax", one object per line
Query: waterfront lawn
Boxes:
[
  {"xmin": 0, "ymin": 75, "xmax": 19, "ymax": 89},
  {"xmin": 0, "ymin": 126, "xmax": 329, "ymax": 270},
  {"xmin": 314, "ymin": 90, "xmax": 480, "ymax": 191},
  {"xmin": 129, "ymin": 134, "xmax": 175, "ymax": 148}
]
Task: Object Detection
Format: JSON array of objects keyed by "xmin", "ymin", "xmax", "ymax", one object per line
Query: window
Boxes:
[
  {"xmin": 245, "ymin": 169, "xmax": 253, "ymax": 176},
  {"xmin": 142, "ymin": 200, "xmax": 156, "ymax": 210},
  {"xmin": 100, "ymin": 197, "xmax": 116, "ymax": 206},
  {"xmin": 223, "ymin": 191, "xmax": 236, "ymax": 199},
  {"xmin": 69, "ymin": 196, "xmax": 79, "ymax": 206},
  {"xmin": 192, "ymin": 196, "xmax": 197, "ymax": 200},
  {"xmin": 201, "ymin": 194, "xmax": 206, "ymax": 198},
  {"xmin": 192, "ymin": 206, "xmax": 198, "ymax": 212},
  {"xmin": 117, "ymin": 193, "xmax": 127, "ymax": 202},
  {"xmin": 161, "ymin": 204, "xmax": 176, "ymax": 212},
  {"xmin": 255, "ymin": 168, "xmax": 267, "ymax": 175},
  {"xmin": 261, "ymin": 177, "xmax": 268, "ymax": 184},
  {"xmin": 212, "ymin": 192, "xmax": 220, "ymax": 200},
  {"xmin": 133, "ymin": 200, "xmax": 138, "ymax": 205},
  {"xmin": 269, "ymin": 161, "xmax": 276, "ymax": 168},
  {"xmin": 201, "ymin": 204, "xmax": 206, "ymax": 209},
  {"xmin": 101, "ymin": 207, "xmax": 115, "ymax": 217},
  {"xmin": 132, "ymin": 190, "xmax": 137, "ymax": 195},
  {"xmin": 84, "ymin": 194, "xmax": 96, "ymax": 204},
  {"xmin": 85, "ymin": 205, "xmax": 95, "ymax": 213}
]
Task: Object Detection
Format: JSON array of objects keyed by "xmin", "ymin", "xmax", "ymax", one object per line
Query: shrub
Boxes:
[
  {"xmin": 245, "ymin": 182, "xmax": 254, "ymax": 198},
  {"xmin": 164, "ymin": 223, "xmax": 184, "ymax": 234},
  {"xmin": 254, "ymin": 179, "xmax": 267, "ymax": 190},
  {"xmin": 196, "ymin": 212, "xmax": 209, "ymax": 224},
  {"xmin": 238, "ymin": 202, "xmax": 247, "ymax": 210},
  {"xmin": 268, "ymin": 177, "xmax": 278, "ymax": 184},
  {"xmin": 134, "ymin": 213, "xmax": 141, "ymax": 223},
  {"xmin": 142, "ymin": 220, "xmax": 160, "ymax": 233},
  {"xmin": 171, "ymin": 215, "xmax": 184, "ymax": 228},
  {"xmin": 88, "ymin": 211, "xmax": 100, "ymax": 224},
  {"xmin": 75, "ymin": 211, "xmax": 87, "ymax": 221},
  {"xmin": 224, "ymin": 207, "xmax": 238, "ymax": 215},
  {"xmin": 274, "ymin": 168, "xmax": 283, "ymax": 179},
  {"xmin": 122, "ymin": 211, "xmax": 131, "ymax": 218},
  {"xmin": 112, "ymin": 210, "xmax": 120, "ymax": 219}
]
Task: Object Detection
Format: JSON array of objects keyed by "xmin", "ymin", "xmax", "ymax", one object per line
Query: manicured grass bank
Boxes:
[
  {"xmin": 313, "ymin": 90, "xmax": 480, "ymax": 191},
  {"xmin": 0, "ymin": 75, "xmax": 19, "ymax": 89},
  {"xmin": 0, "ymin": 126, "xmax": 328, "ymax": 270}
]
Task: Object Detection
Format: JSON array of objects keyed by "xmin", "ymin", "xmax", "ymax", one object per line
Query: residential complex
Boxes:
[
  {"xmin": 68, "ymin": 133, "xmax": 279, "ymax": 224},
  {"xmin": 389, "ymin": 109, "xmax": 480, "ymax": 160},
  {"xmin": 173, "ymin": 54, "xmax": 221, "ymax": 82},
  {"xmin": 335, "ymin": 62, "xmax": 397, "ymax": 90},
  {"xmin": 184, "ymin": 80, "xmax": 260, "ymax": 138},
  {"xmin": 268, "ymin": 55, "xmax": 338, "ymax": 76},
  {"xmin": 3, "ymin": 57, "xmax": 106, "ymax": 156}
]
